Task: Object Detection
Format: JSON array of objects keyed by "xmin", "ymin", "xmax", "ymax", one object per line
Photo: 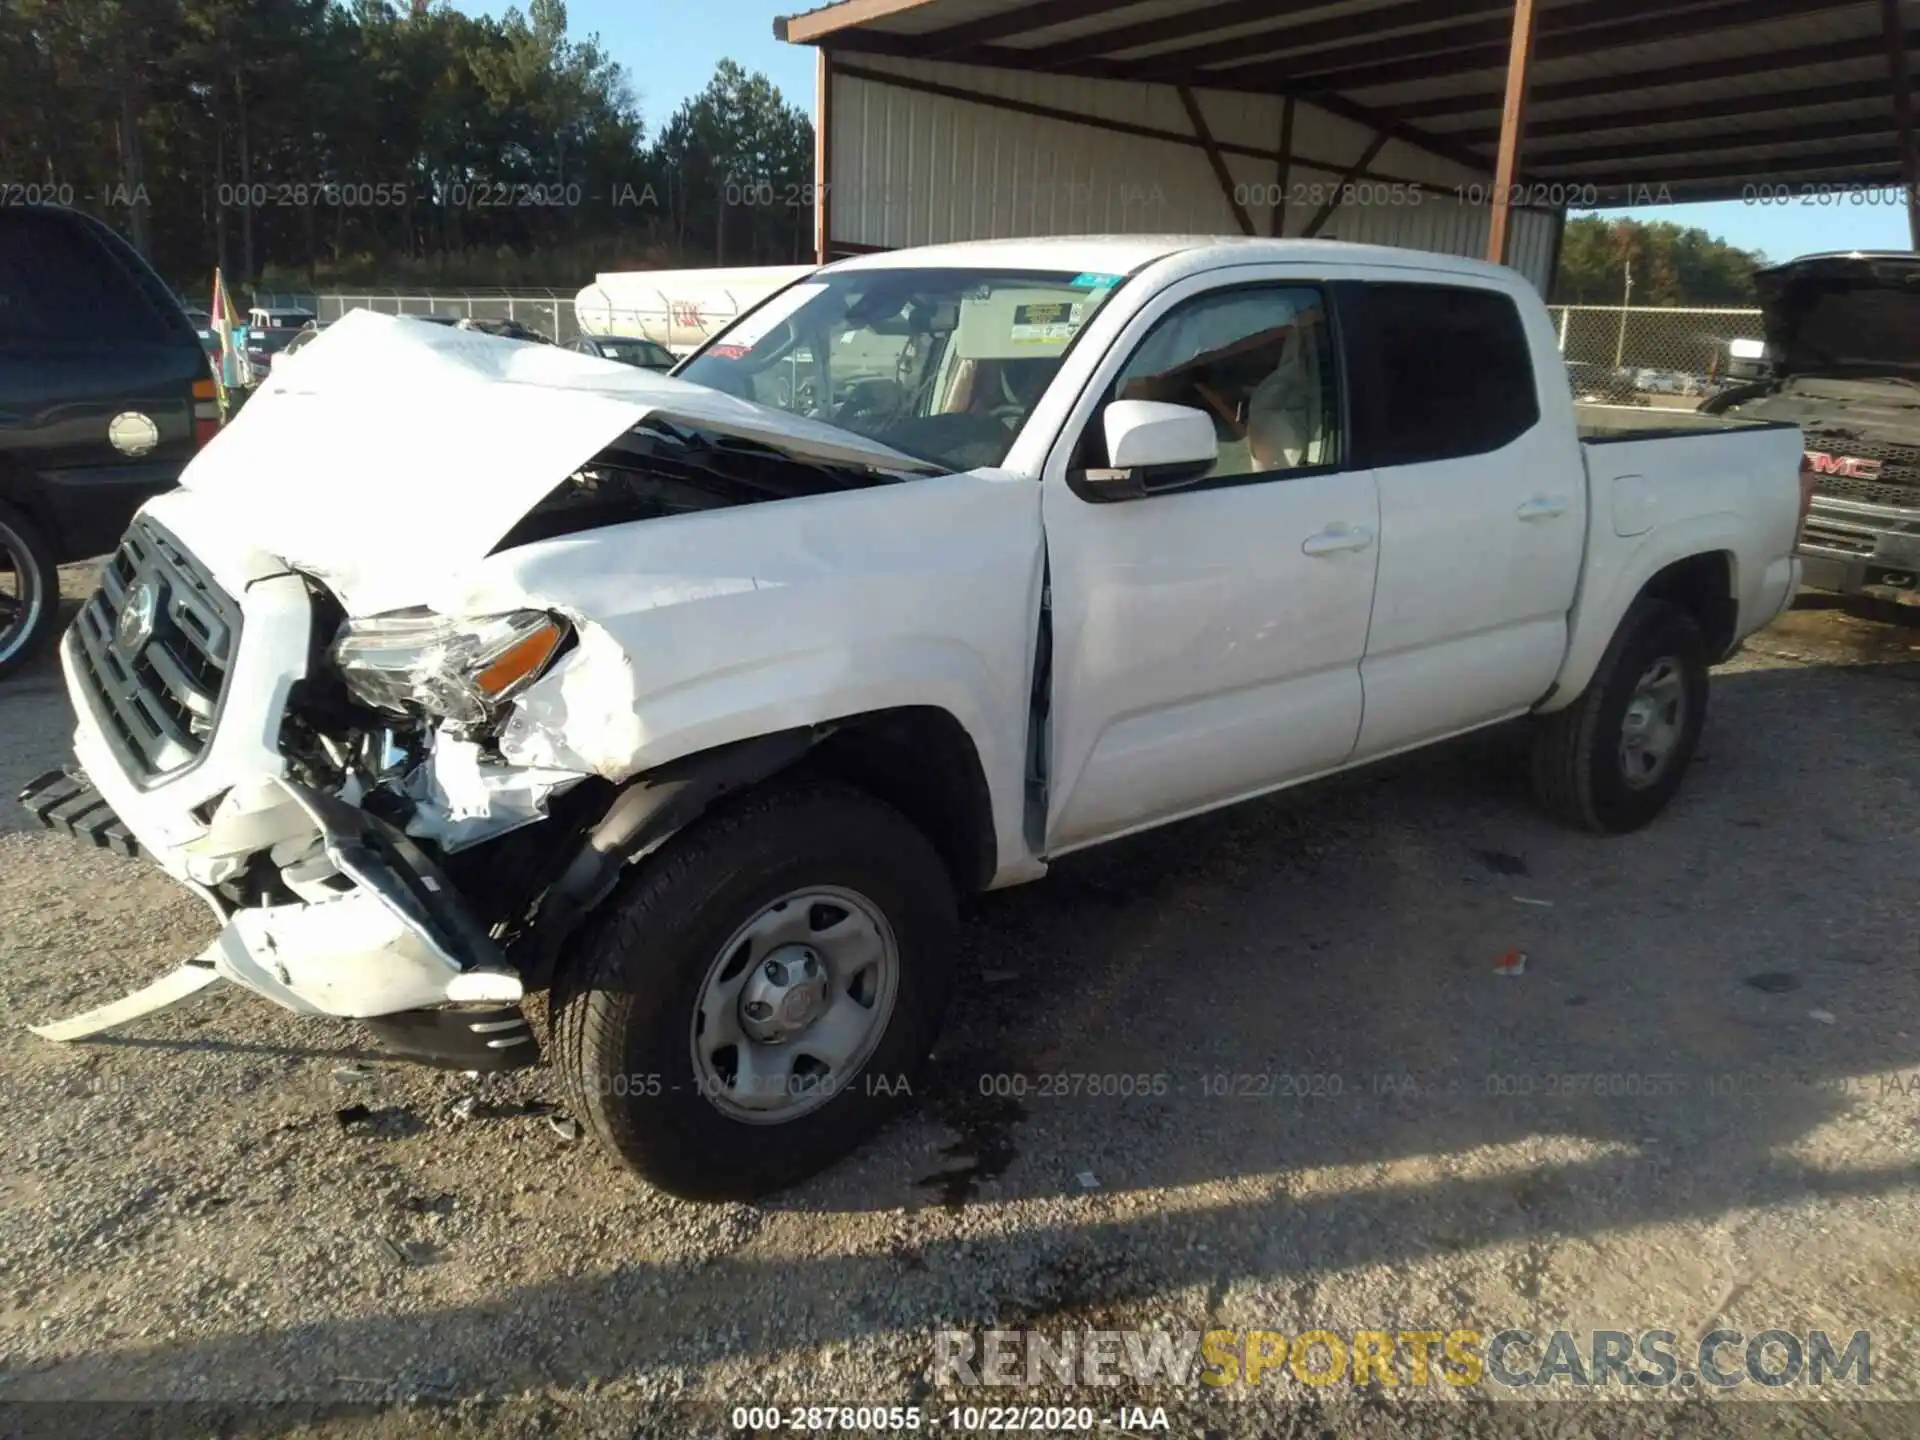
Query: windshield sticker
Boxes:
[
  {"xmin": 715, "ymin": 281, "xmax": 829, "ymax": 353},
  {"xmin": 1069, "ymin": 272, "xmax": 1122, "ymax": 290},
  {"xmin": 1010, "ymin": 300, "xmax": 1087, "ymax": 346}
]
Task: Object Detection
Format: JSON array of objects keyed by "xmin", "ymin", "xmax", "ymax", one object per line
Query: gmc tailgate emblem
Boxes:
[{"xmin": 1805, "ymin": 449, "xmax": 1883, "ymax": 480}]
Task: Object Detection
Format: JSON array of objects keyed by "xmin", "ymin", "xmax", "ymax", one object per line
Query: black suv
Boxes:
[{"xmin": 0, "ymin": 206, "xmax": 214, "ymax": 678}]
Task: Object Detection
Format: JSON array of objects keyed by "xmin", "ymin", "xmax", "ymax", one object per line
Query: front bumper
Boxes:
[
  {"xmin": 20, "ymin": 766, "xmax": 537, "ymax": 1069},
  {"xmin": 1798, "ymin": 495, "xmax": 1920, "ymax": 604}
]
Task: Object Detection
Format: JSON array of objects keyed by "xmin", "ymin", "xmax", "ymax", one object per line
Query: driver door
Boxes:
[{"xmin": 1040, "ymin": 272, "xmax": 1380, "ymax": 853}]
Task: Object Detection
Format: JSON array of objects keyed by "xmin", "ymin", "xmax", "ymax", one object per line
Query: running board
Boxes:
[{"xmin": 27, "ymin": 958, "xmax": 222, "ymax": 1042}]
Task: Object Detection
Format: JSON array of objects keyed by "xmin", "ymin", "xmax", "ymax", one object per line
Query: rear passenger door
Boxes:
[{"xmin": 1341, "ymin": 279, "xmax": 1584, "ymax": 760}]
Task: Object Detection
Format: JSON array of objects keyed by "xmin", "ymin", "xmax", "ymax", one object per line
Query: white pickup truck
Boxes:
[{"xmin": 22, "ymin": 236, "xmax": 1808, "ymax": 1199}]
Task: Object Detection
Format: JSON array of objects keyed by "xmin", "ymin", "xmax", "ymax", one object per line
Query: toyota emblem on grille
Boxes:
[{"xmin": 118, "ymin": 581, "xmax": 158, "ymax": 654}]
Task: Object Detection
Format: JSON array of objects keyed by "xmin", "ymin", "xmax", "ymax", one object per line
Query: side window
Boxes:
[
  {"xmin": 1361, "ymin": 282, "xmax": 1538, "ymax": 465},
  {"xmin": 1077, "ymin": 286, "xmax": 1340, "ymax": 480}
]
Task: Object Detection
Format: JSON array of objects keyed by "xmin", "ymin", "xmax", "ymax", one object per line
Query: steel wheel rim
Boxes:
[
  {"xmin": 0, "ymin": 523, "xmax": 45, "ymax": 667},
  {"xmin": 1618, "ymin": 655, "xmax": 1686, "ymax": 789},
  {"xmin": 690, "ymin": 885, "xmax": 900, "ymax": 1125}
]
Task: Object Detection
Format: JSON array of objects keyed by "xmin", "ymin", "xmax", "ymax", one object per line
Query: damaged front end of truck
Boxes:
[{"xmin": 19, "ymin": 309, "xmax": 933, "ymax": 1066}]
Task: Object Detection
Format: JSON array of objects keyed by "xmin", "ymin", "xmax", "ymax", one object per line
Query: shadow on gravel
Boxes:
[
  {"xmin": 0, "ymin": 588, "xmax": 90, "ymax": 836},
  {"xmin": 13, "ymin": 1154, "xmax": 1920, "ymax": 1405},
  {"xmin": 12, "ymin": 629, "xmax": 1920, "ymax": 1408}
]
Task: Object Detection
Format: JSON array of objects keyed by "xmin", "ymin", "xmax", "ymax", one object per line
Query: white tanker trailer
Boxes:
[{"xmin": 573, "ymin": 265, "xmax": 815, "ymax": 356}]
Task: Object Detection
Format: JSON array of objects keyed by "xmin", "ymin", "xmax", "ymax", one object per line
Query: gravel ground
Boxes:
[{"xmin": 1, "ymin": 571, "xmax": 1917, "ymax": 1438}]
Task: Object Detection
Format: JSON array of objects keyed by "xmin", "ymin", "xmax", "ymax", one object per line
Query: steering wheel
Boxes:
[{"xmin": 988, "ymin": 366, "xmax": 1031, "ymax": 428}]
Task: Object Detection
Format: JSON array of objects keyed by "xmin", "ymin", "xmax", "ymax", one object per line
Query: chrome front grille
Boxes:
[
  {"xmin": 1812, "ymin": 472, "xmax": 1920, "ymax": 511},
  {"xmin": 71, "ymin": 518, "xmax": 240, "ymax": 783},
  {"xmin": 1806, "ymin": 437, "xmax": 1920, "ymax": 510}
]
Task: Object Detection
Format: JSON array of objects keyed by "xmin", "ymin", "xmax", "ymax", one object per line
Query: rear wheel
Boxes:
[
  {"xmin": 1530, "ymin": 600, "xmax": 1709, "ymax": 833},
  {"xmin": 551, "ymin": 780, "xmax": 956, "ymax": 1199},
  {"xmin": 0, "ymin": 499, "xmax": 58, "ymax": 681}
]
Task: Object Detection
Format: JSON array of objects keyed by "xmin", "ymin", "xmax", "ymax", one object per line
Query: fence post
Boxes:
[{"xmin": 1557, "ymin": 306, "xmax": 1569, "ymax": 354}]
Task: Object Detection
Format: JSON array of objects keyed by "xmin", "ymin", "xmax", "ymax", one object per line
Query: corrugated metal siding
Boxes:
[
  {"xmin": 836, "ymin": 55, "xmax": 1483, "ymax": 188},
  {"xmin": 827, "ymin": 58, "xmax": 1560, "ymax": 294},
  {"xmin": 1320, "ymin": 197, "xmax": 1559, "ymax": 295}
]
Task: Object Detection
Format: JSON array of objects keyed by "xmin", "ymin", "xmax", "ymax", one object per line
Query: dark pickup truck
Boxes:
[
  {"xmin": 0, "ymin": 205, "xmax": 216, "ymax": 677},
  {"xmin": 1702, "ymin": 252, "xmax": 1920, "ymax": 605}
]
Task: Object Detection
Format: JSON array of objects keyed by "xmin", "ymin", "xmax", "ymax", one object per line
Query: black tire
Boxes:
[
  {"xmin": 551, "ymin": 779, "xmax": 957, "ymax": 1199},
  {"xmin": 0, "ymin": 499, "xmax": 59, "ymax": 682},
  {"xmin": 1530, "ymin": 599, "xmax": 1709, "ymax": 834}
]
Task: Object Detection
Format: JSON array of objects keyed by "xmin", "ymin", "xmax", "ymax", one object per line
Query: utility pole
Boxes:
[{"xmin": 1613, "ymin": 254, "xmax": 1633, "ymax": 370}]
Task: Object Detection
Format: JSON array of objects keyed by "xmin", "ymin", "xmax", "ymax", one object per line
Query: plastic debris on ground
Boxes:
[
  {"xmin": 547, "ymin": 1114, "xmax": 580, "ymax": 1142},
  {"xmin": 1494, "ymin": 950, "xmax": 1528, "ymax": 976},
  {"xmin": 1076, "ymin": 1171, "xmax": 1100, "ymax": 1190},
  {"xmin": 1809, "ymin": 1010, "xmax": 1837, "ymax": 1025}
]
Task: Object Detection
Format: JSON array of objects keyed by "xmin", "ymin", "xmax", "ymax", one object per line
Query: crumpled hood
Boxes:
[{"xmin": 180, "ymin": 309, "xmax": 927, "ymax": 614}]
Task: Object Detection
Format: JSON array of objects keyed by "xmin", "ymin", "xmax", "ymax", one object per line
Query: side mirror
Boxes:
[{"xmin": 1073, "ymin": 400, "xmax": 1217, "ymax": 501}]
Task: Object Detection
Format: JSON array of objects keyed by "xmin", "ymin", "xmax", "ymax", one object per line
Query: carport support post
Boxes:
[
  {"xmin": 1885, "ymin": 0, "xmax": 1920, "ymax": 249},
  {"xmin": 1486, "ymin": 0, "xmax": 1539, "ymax": 265},
  {"xmin": 815, "ymin": 48, "xmax": 835, "ymax": 265}
]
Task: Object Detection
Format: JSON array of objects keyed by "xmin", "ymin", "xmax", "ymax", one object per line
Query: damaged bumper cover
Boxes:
[{"xmin": 19, "ymin": 767, "xmax": 537, "ymax": 1070}]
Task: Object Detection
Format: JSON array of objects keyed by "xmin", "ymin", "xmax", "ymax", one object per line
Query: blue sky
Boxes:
[{"xmin": 465, "ymin": 1, "xmax": 1913, "ymax": 263}]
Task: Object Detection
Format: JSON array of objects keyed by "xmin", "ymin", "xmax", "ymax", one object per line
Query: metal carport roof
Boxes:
[{"xmin": 777, "ymin": 0, "xmax": 1920, "ymax": 244}]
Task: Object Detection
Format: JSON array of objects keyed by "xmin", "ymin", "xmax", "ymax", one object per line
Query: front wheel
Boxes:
[
  {"xmin": 551, "ymin": 780, "xmax": 957, "ymax": 1199},
  {"xmin": 0, "ymin": 499, "xmax": 58, "ymax": 682},
  {"xmin": 1529, "ymin": 600, "xmax": 1709, "ymax": 834}
]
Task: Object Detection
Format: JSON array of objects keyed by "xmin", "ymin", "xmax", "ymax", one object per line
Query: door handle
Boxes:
[
  {"xmin": 1516, "ymin": 495, "xmax": 1570, "ymax": 521},
  {"xmin": 1301, "ymin": 523, "xmax": 1375, "ymax": 556}
]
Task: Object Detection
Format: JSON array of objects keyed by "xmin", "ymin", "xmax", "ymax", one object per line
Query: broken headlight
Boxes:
[{"xmin": 329, "ymin": 608, "xmax": 567, "ymax": 729}]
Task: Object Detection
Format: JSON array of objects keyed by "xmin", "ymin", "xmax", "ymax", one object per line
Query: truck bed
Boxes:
[{"xmin": 1573, "ymin": 402, "xmax": 1793, "ymax": 442}]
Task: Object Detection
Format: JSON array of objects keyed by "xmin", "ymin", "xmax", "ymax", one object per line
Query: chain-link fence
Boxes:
[
  {"xmin": 1545, "ymin": 304, "xmax": 1765, "ymax": 403},
  {"xmin": 254, "ymin": 288, "xmax": 582, "ymax": 343}
]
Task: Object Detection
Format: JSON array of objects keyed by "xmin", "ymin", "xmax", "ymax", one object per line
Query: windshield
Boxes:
[{"xmin": 678, "ymin": 266, "xmax": 1126, "ymax": 471}]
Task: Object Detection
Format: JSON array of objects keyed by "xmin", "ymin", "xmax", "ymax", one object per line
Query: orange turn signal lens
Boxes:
[{"xmin": 475, "ymin": 619, "xmax": 564, "ymax": 697}]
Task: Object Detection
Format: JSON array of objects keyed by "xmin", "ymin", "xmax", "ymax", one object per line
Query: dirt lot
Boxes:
[{"xmin": 1, "ymin": 572, "xmax": 1917, "ymax": 1437}]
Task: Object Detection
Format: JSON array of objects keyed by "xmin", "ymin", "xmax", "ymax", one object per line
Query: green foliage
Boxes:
[
  {"xmin": 1553, "ymin": 216, "xmax": 1764, "ymax": 306},
  {"xmin": 0, "ymin": 0, "xmax": 813, "ymax": 286}
]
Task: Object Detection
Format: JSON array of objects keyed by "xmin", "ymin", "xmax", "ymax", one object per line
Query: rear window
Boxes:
[
  {"xmin": 1359, "ymin": 282, "xmax": 1539, "ymax": 466},
  {"xmin": 0, "ymin": 209, "xmax": 181, "ymax": 344}
]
